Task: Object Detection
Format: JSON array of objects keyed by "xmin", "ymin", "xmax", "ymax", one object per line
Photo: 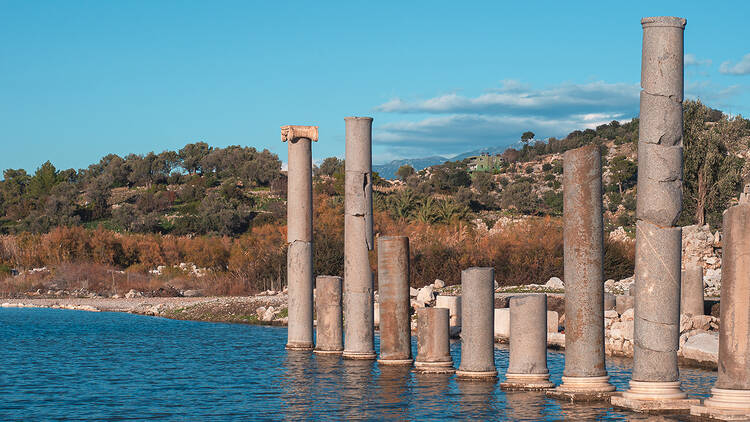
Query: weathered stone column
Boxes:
[
  {"xmin": 501, "ymin": 294, "xmax": 554, "ymax": 390},
  {"xmin": 681, "ymin": 261, "xmax": 704, "ymax": 316},
  {"xmin": 456, "ymin": 267, "xmax": 497, "ymax": 380},
  {"xmin": 612, "ymin": 16, "xmax": 700, "ymax": 412},
  {"xmin": 314, "ymin": 275, "xmax": 343, "ymax": 355},
  {"xmin": 692, "ymin": 204, "xmax": 750, "ymax": 420},
  {"xmin": 548, "ymin": 145, "xmax": 614, "ymax": 401},
  {"xmin": 343, "ymin": 116, "xmax": 376, "ymax": 360},
  {"xmin": 415, "ymin": 307, "xmax": 454, "ymax": 374},
  {"xmin": 281, "ymin": 125, "xmax": 317, "ymax": 351},
  {"xmin": 377, "ymin": 236, "xmax": 412, "ymax": 365}
]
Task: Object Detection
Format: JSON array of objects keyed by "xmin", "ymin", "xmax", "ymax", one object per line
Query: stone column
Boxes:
[
  {"xmin": 681, "ymin": 261, "xmax": 704, "ymax": 316},
  {"xmin": 377, "ymin": 236, "xmax": 412, "ymax": 365},
  {"xmin": 549, "ymin": 145, "xmax": 614, "ymax": 400},
  {"xmin": 612, "ymin": 16, "xmax": 700, "ymax": 412},
  {"xmin": 501, "ymin": 294, "xmax": 554, "ymax": 390},
  {"xmin": 415, "ymin": 307, "xmax": 454, "ymax": 374},
  {"xmin": 456, "ymin": 267, "xmax": 497, "ymax": 380},
  {"xmin": 281, "ymin": 125, "xmax": 318, "ymax": 351},
  {"xmin": 343, "ymin": 116, "xmax": 376, "ymax": 360},
  {"xmin": 692, "ymin": 204, "xmax": 750, "ymax": 419},
  {"xmin": 314, "ymin": 275, "xmax": 343, "ymax": 355}
]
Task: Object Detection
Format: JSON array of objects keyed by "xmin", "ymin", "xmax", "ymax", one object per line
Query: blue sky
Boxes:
[{"xmin": 1, "ymin": 0, "xmax": 749, "ymax": 174}]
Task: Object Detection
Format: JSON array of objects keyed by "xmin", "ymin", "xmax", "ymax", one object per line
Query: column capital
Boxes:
[
  {"xmin": 281, "ymin": 125, "xmax": 318, "ymax": 142},
  {"xmin": 641, "ymin": 16, "xmax": 686, "ymax": 29}
]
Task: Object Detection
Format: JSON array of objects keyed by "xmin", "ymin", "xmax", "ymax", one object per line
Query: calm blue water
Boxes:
[{"xmin": 0, "ymin": 308, "xmax": 716, "ymax": 421}]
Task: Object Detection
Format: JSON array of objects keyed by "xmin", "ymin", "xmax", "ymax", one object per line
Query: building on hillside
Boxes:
[{"xmin": 468, "ymin": 153, "xmax": 505, "ymax": 172}]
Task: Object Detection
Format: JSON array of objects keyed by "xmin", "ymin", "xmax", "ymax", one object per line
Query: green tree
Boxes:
[
  {"xmin": 318, "ymin": 157, "xmax": 344, "ymax": 177},
  {"xmin": 28, "ymin": 161, "xmax": 59, "ymax": 199},
  {"xmin": 682, "ymin": 100, "xmax": 746, "ymax": 227},
  {"xmin": 609, "ymin": 155, "xmax": 637, "ymax": 194},
  {"xmin": 521, "ymin": 131, "xmax": 535, "ymax": 144},
  {"xmin": 396, "ymin": 164, "xmax": 415, "ymax": 181},
  {"xmin": 179, "ymin": 142, "xmax": 211, "ymax": 175}
]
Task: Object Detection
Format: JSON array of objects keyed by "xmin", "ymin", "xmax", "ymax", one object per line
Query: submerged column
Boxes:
[
  {"xmin": 314, "ymin": 275, "xmax": 343, "ymax": 355},
  {"xmin": 456, "ymin": 267, "xmax": 497, "ymax": 380},
  {"xmin": 343, "ymin": 116, "xmax": 376, "ymax": 360},
  {"xmin": 415, "ymin": 307, "xmax": 454, "ymax": 373},
  {"xmin": 377, "ymin": 236, "xmax": 412, "ymax": 365},
  {"xmin": 681, "ymin": 261, "xmax": 704, "ymax": 316},
  {"xmin": 281, "ymin": 125, "xmax": 318, "ymax": 351},
  {"xmin": 549, "ymin": 145, "xmax": 614, "ymax": 400},
  {"xmin": 501, "ymin": 294, "xmax": 554, "ymax": 390},
  {"xmin": 692, "ymin": 204, "xmax": 750, "ymax": 419},
  {"xmin": 613, "ymin": 16, "xmax": 699, "ymax": 411}
]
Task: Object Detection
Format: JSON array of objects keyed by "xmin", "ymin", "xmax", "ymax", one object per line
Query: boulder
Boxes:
[
  {"xmin": 262, "ymin": 307, "xmax": 275, "ymax": 322},
  {"xmin": 124, "ymin": 289, "xmax": 142, "ymax": 299},
  {"xmin": 435, "ymin": 295, "xmax": 461, "ymax": 328},
  {"xmin": 256, "ymin": 306, "xmax": 267, "ymax": 319},
  {"xmin": 182, "ymin": 289, "xmax": 203, "ymax": 297},
  {"xmin": 416, "ymin": 285, "xmax": 434, "ymax": 303},
  {"xmin": 545, "ymin": 277, "xmax": 564, "ymax": 290},
  {"xmin": 680, "ymin": 331, "xmax": 718, "ymax": 364},
  {"xmin": 409, "ymin": 287, "xmax": 419, "ymax": 297},
  {"xmin": 433, "ymin": 279, "xmax": 445, "ymax": 289}
]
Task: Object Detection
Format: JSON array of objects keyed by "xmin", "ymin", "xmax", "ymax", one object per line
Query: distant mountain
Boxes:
[
  {"xmin": 375, "ymin": 145, "xmax": 514, "ymax": 179},
  {"xmin": 374, "ymin": 156, "xmax": 448, "ymax": 179}
]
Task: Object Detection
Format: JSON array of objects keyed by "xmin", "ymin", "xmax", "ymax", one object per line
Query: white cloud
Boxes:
[
  {"xmin": 685, "ymin": 53, "xmax": 712, "ymax": 67},
  {"xmin": 371, "ymin": 81, "xmax": 639, "ymax": 157},
  {"xmin": 374, "ymin": 80, "xmax": 639, "ymax": 118},
  {"xmin": 719, "ymin": 53, "xmax": 750, "ymax": 75}
]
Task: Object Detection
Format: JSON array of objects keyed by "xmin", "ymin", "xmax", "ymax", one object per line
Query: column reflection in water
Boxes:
[
  {"xmin": 376, "ymin": 365, "xmax": 411, "ymax": 419},
  {"xmin": 456, "ymin": 378, "xmax": 500, "ymax": 419},
  {"xmin": 280, "ymin": 351, "xmax": 316, "ymax": 419},
  {"xmin": 502, "ymin": 391, "xmax": 549, "ymax": 421},
  {"xmin": 339, "ymin": 359, "xmax": 376, "ymax": 419}
]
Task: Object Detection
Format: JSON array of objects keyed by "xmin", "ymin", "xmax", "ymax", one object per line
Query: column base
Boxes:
[
  {"xmin": 342, "ymin": 351, "xmax": 377, "ymax": 360},
  {"xmin": 377, "ymin": 358, "xmax": 413, "ymax": 366},
  {"xmin": 456, "ymin": 369, "xmax": 498, "ymax": 380},
  {"xmin": 611, "ymin": 381, "xmax": 700, "ymax": 413},
  {"xmin": 313, "ymin": 348, "xmax": 343, "ymax": 355},
  {"xmin": 414, "ymin": 361, "xmax": 455, "ymax": 374},
  {"xmin": 286, "ymin": 342, "xmax": 314, "ymax": 351},
  {"xmin": 691, "ymin": 388, "xmax": 750, "ymax": 421},
  {"xmin": 546, "ymin": 376, "xmax": 616, "ymax": 402},
  {"xmin": 500, "ymin": 373, "xmax": 554, "ymax": 391}
]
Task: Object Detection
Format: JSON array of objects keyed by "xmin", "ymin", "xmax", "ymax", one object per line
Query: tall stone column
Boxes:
[
  {"xmin": 681, "ymin": 261, "xmax": 704, "ymax": 316},
  {"xmin": 612, "ymin": 16, "xmax": 700, "ymax": 412},
  {"xmin": 692, "ymin": 204, "xmax": 750, "ymax": 420},
  {"xmin": 501, "ymin": 294, "xmax": 554, "ymax": 390},
  {"xmin": 456, "ymin": 267, "xmax": 497, "ymax": 380},
  {"xmin": 343, "ymin": 116, "xmax": 376, "ymax": 360},
  {"xmin": 281, "ymin": 125, "xmax": 317, "ymax": 351},
  {"xmin": 549, "ymin": 145, "xmax": 614, "ymax": 400},
  {"xmin": 415, "ymin": 307, "xmax": 455, "ymax": 374},
  {"xmin": 377, "ymin": 236, "xmax": 412, "ymax": 365},
  {"xmin": 314, "ymin": 275, "xmax": 343, "ymax": 355}
]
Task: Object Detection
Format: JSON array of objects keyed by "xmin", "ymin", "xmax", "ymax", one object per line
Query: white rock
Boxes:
[
  {"xmin": 621, "ymin": 308, "xmax": 634, "ymax": 321},
  {"xmin": 433, "ymin": 279, "xmax": 445, "ymax": 289},
  {"xmin": 256, "ymin": 306, "xmax": 267, "ymax": 319},
  {"xmin": 409, "ymin": 287, "xmax": 419, "ymax": 297},
  {"xmin": 182, "ymin": 289, "xmax": 202, "ymax": 297},
  {"xmin": 125, "ymin": 289, "xmax": 142, "ymax": 299},
  {"xmin": 416, "ymin": 285, "xmax": 434, "ymax": 303},
  {"xmin": 494, "ymin": 308, "xmax": 510, "ymax": 338},
  {"xmin": 262, "ymin": 307, "xmax": 275, "ymax": 322},
  {"xmin": 681, "ymin": 331, "xmax": 718, "ymax": 364},
  {"xmin": 545, "ymin": 277, "xmax": 564, "ymax": 290},
  {"xmin": 604, "ymin": 309, "xmax": 619, "ymax": 319},
  {"xmin": 435, "ymin": 295, "xmax": 461, "ymax": 327},
  {"xmin": 373, "ymin": 302, "xmax": 380, "ymax": 327}
]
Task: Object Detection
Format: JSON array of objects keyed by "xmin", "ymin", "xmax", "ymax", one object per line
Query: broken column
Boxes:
[
  {"xmin": 501, "ymin": 294, "xmax": 554, "ymax": 390},
  {"xmin": 548, "ymin": 145, "xmax": 614, "ymax": 400},
  {"xmin": 681, "ymin": 260, "xmax": 704, "ymax": 316},
  {"xmin": 314, "ymin": 276, "xmax": 343, "ymax": 355},
  {"xmin": 612, "ymin": 16, "xmax": 699, "ymax": 411},
  {"xmin": 415, "ymin": 307, "xmax": 455, "ymax": 374},
  {"xmin": 343, "ymin": 116, "xmax": 376, "ymax": 360},
  {"xmin": 691, "ymin": 204, "xmax": 750, "ymax": 420},
  {"xmin": 377, "ymin": 236, "xmax": 412, "ymax": 365},
  {"xmin": 281, "ymin": 125, "xmax": 317, "ymax": 351},
  {"xmin": 456, "ymin": 267, "xmax": 497, "ymax": 380}
]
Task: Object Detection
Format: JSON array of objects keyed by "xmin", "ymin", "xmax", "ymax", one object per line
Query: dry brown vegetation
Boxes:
[{"xmin": 0, "ymin": 193, "xmax": 634, "ymax": 297}]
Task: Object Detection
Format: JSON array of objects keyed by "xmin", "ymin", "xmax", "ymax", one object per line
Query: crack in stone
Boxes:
[
  {"xmin": 636, "ymin": 314, "xmax": 676, "ymax": 328},
  {"xmin": 637, "ymin": 219, "xmax": 680, "ymax": 289},
  {"xmin": 642, "ymin": 89, "xmax": 682, "ymax": 102}
]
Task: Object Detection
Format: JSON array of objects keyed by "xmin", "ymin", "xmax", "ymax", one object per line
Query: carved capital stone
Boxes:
[{"xmin": 281, "ymin": 125, "xmax": 319, "ymax": 142}]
